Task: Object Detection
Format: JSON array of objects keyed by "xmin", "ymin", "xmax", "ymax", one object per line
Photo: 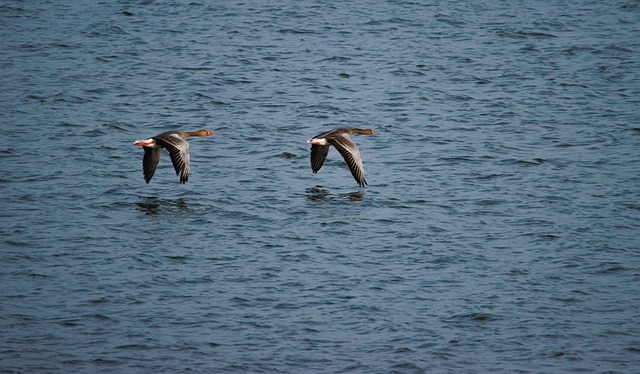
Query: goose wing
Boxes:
[
  {"xmin": 310, "ymin": 143, "xmax": 330, "ymax": 173},
  {"xmin": 155, "ymin": 133, "xmax": 190, "ymax": 184},
  {"xmin": 328, "ymin": 134, "xmax": 367, "ymax": 186},
  {"xmin": 142, "ymin": 147, "xmax": 162, "ymax": 184}
]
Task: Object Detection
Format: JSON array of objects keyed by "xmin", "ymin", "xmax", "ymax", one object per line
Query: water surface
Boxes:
[{"xmin": 1, "ymin": 1, "xmax": 639, "ymax": 372}]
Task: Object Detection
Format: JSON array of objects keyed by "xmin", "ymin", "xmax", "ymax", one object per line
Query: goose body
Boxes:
[
  {"xmin": 307, "ymin": 128, "xmax": 376, "ymax": 186},
  {"xmin": 133, "ymin": 129, "xmax": 213, "ymax": 184}
]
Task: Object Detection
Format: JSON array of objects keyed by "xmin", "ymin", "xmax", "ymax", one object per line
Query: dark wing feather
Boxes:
[
  {"xmin": 155, "ymin": 134, "xmax": 190, "ymax": 184},
  {"xmin": 142, "ymin": 147, "xmax": 162, "ymax": 184},
  {"xmin": 328, "ymin": 134, "xmax": 367, "ymax": 186},
  {"xmin": 310, "ymin": 144, "xmax": 330, "ymax": 173}
]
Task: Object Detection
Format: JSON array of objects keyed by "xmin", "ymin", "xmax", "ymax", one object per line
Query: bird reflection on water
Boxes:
[
  {"xmin": 135, "ymin": 197, "xmax": 191, "ymax": 215},
  {"xmin": 305, "ymin": 186, "xmax": 364, "ymax": 203}
]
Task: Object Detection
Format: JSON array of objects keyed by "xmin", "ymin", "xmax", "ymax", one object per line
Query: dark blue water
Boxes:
[{"xmin": 1, "ymin": 1, "xmax": 639, "ymax": 372}]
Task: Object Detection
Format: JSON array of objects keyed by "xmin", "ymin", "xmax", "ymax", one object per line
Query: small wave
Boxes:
[
  {"xmin": 435, "ymin": 14, "xmax": 466, "ymax": 27},
  {"xmin": 317, "ymin": 56, "xmax": 351, "ymax": 62},
  {"xmin": 445, "ymin": 312, "xmax": 502, "ymax": 323},
  {"xmin": 278, "ymin": 28, "xmax": 316, "ymax": 34},
  {"xmin": 102, "ymin": 122, "xmax": 130, "ymax": 132},
  {"xmin": 277, "ymin": 152, "xmax": 299, "ymax": 159},
  {"xmin": 181, "ymin": 66, "xmax": 215, "ymax": 71},
  {"xmin": 496, "ymin": 29, "xmax": 557, "ymax": 39}
]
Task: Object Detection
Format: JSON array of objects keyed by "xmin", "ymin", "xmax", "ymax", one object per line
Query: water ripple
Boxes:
[{"xmin": 1, "ymin": 0, "xmax": 639, "ymax": 373}]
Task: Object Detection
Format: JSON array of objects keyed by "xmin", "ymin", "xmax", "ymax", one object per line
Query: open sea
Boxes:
[{"xmin": 1, "ymin": 1, "xmax": 639, "ymax": 372}]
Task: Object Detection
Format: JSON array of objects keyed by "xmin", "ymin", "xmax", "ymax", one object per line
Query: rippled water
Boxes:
[{"xmin": 1, "ymin": 1, "xmax": 640, "ymax": 372}]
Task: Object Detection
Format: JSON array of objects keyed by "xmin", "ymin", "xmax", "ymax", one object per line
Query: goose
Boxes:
[
  {"xmin": 133, "ymin": 129, "xmax": 213, "ymax": 184},
  {"xmin": 307, "ymin": 128, "xmax": 376, "ymax": 187}
]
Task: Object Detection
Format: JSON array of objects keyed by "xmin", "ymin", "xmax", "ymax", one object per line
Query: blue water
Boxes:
[{"xmin": 1, "ymin": 1, "xmax": 640, "ymax": 372}]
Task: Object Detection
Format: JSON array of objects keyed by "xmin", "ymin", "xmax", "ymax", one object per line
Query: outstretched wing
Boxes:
[
  {"xmin": 310, "ymin": 143, "xmax": 330, "ymax": 173},
  {"xmin": 329, "ymin": 134, "xmax": 367, "ymax": 186},
  {"xmin": 142, "ymin": 147, "xmax": 162, "ymax": 184},
  {"xmin": 155, "ymin": 134, "xmax": 190, "ymax": 184}
]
